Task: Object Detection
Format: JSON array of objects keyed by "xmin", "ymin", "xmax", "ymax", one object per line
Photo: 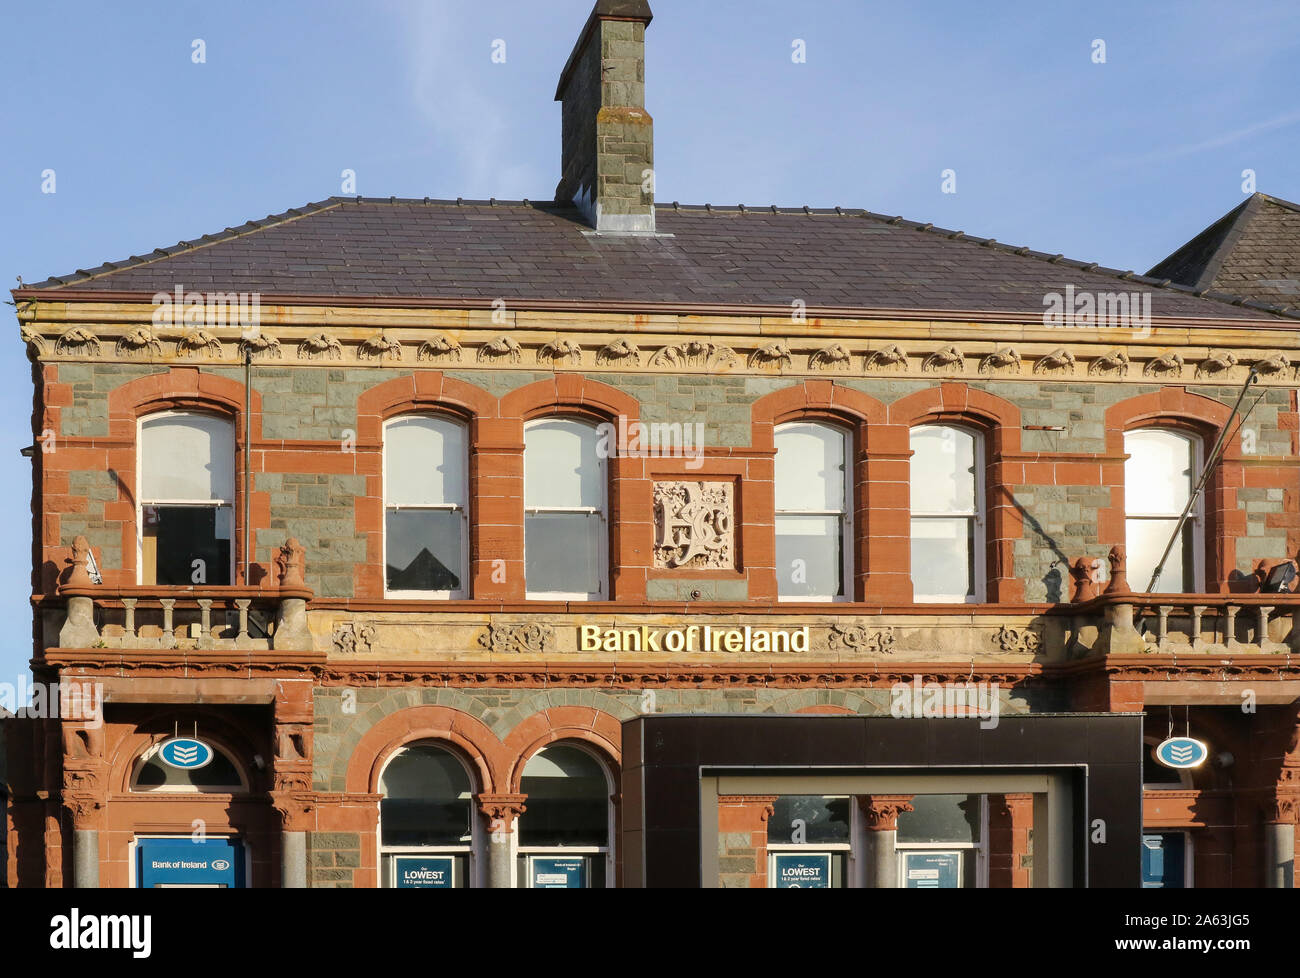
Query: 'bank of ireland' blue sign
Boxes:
[
  {"xmin": 158, "ymin": 738, "xmax": 213, "ymax": 770},
  {"xmin": 394, "ymin": 856, "xmax": 456, "ymax": 889},
  {"xmin": 136, "ymin": 837, "xmax": 243, "ymax": 887},
  {"xmin": 1155, "ymin": 737, "xmax": 1208, "ymax": 769},
  {"xmin": 773, "ymin": 852, "xmax": 831, "ymax": 888}
]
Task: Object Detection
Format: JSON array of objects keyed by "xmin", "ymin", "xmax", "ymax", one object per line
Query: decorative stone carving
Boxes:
[
  {"xmin": 477, "ymin": 793, "xmax": 528, "ymax": 832},
  {"xmin": 1105, "ymin": 544, "xmax": 1130, "ymax": 593},
  {"xmin": 648, "ymin": 340, "xmax": 738, "ymax": 370},
  {"xmin": 332, "ymin": 621, "xmax": 376, "ymax": 655},
  {"xmin": 858, "ymin": 794, "xmax": 915, "ymax": 832},
  {"xmin": 1143, "ymin": 351, "xmax": 1184, "ymax": 377},
  {"xmin": 239, "ymin": 333, "xmax": 282, "ymax": 359},
  {"xmin": 864, "ymin": 344, "xmax": 908, "ymax": 372},
  {"xmin": 275, "ymin": 537, "xmax": 307, "ymax": 587},
  {"xmin": 478, "ymin": 335, "xmax": 522, "ymax": 363},
  {"xmin": 747, "ymin": 340, "xmax": 793, "ymax": 369},
  {"xmin": 596, "ymin": 338, "xmax": 640, "ymax": 365},
  {"xmin": 1034, "ymin": 347, "xmax": 1076, "ymax": 375},
  {"xmin": 55, "ymin": 327, "xmax": 101, "ymax": 356},
  {"xmin": 978, "ymin": 346, "xmax": 1020, "ymax": 374},
  {"xmin": 297, "ymin": 332, "xmax": 343, "ymax": 360},
  {"xmin": 809, "ymin": 342, "xmax": 852, "ymax": 371},
  {"xmin": 359, "ymin": 331, "xmax": 403, "ymax": 361},
  {"xmin": 538, "ymin": 338, "xmax": 582, "ymax": 365},
  {"xmin": 1252, "ymin": 351, "xmax": 1291, "ymax": 376},
  {"xmin": 19, "ymin": 325, "xmax": 47, "ymax": 357},
  {"xmin": 922, "ymin": 345, "xmax": 965, "ymax": 373},
  {"xmin": 417, "ymin": 334, "xmax": 463, "ymax": 362},
  {"xmin": 478, "ymin": 622, "xmax": 557, "ymax": 655},
  {"xmin": 827, "ymin": 624, "xmax": 896, "ymax": 655},
  {"xmin": 177, "ymin": 328, "xmax": 224, "ymax": 358},
  {"xmin": 1069, "ymin": 557, "xmax": 1103, "ymax": 602},
  {"xmin": 994, "ymin": 624, "xmax": 1042, "ymax": 655},
  {"xmin": 653, "ymin": 481, "xmax": 735, "ymax": 569},
  {"xmin": 114, "ymin": 326, "xmax": 163, "ymax": 358},
  {"xmin": 1195, "ymin": 351, "xmax": 1237, "ymax": 378},
  {"xmin": 1088, "ymin": 349, "xmax": 1129, "ymax": 376},
  {"xmin": 65, "ymin": 536, "xmax": 96, "ymax": 588}
]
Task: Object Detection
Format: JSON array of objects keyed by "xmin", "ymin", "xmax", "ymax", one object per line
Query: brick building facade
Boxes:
[{"xmin": 5, "ymin": 0, "xmax": 1300, "ymax": 888}]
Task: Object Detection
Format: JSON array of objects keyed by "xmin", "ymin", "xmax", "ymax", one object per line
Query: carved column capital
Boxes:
[
  {"xmin": 476, "ymin": 793, "xmax": 528, "ymax": 832},
  {"xmin": 1262, "ymin": 792, "xmax": 1300, "ymax": 825},
  {"xmin": 62, "ymin": 765, "xmax": 106, "ymax": 830},
  {"xmin": 858, "ymin": 794, "xmax": 915, "ymax": 832},
  {"xmin": 270, "ymin": 782, "xmax": 317, "ymax": 831}
]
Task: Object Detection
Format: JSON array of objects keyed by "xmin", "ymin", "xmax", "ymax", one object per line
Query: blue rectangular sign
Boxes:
[
  {"xmin": 772, "ymin": 852, "xmax": 832, "ymax": 888},
  {"xmin": 530, "ymin": 856, "xmax": 587, "ymax": 888},
  {"xmin": 394, "ymin": 855, "xmax": 456, "ymax": 889},
  {"xmin": 136, "ymin": 837, "xmax": 243, "ymax": 888},
  {"xmin": 902, "ymin": 850, "xmax": 961, "ymax": 888}
]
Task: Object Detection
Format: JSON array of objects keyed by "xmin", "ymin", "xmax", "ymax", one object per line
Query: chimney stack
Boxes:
[{"xmin": 554, "ymin": 0, "xmax": 655, "ymax": 234}]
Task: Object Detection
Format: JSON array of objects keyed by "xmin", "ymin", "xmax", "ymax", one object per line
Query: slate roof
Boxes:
[
  {"xmin": 18, "ymin": 196, "xmax": 1299, "ymax": 321},
  {"xmin": 1148, "ymin": 193, "xmax": 1300, "ymax": 312}
]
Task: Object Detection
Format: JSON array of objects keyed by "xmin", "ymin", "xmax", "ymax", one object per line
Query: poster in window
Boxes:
[
  {"xmin": 529, "ymin": 855, "xmax": 587, "ymax": 888},
  {"xmin": 394, "ymin": 855, "xmax": 456, "ymax": 889},
  {"xmin": 902, "ymin": 850, "xmax": 961, "ymax": 888},
  {"xmin": 772, "ymin": 852, "xmax": 832, "ymax": 888}
]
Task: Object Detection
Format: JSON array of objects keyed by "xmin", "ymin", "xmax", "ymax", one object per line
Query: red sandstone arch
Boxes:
[
  {"xmin": 344, "ymin": 705, "xmax": 509, "ymax": 795},
  {"xmin": 501, "ymin": 707, "xmax": 623, "ymax": 792}
]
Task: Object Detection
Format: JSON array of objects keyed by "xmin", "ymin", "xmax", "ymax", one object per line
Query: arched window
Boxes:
[
  {"xmin": 517, "ymin": 743, "xmax": 613, "ymax": 888},
  {"xmin": 524, "ymin": 419, "xmax": 607, "ymax": 600},
  {"xmin": 1124, "ymin": 428, "xmax": 1202, "ymax": 593},
  {"xmin": 130, "ymin": 741, "xmax": 247, "ymax": 793},
  {"xmin": 774, "ymin": 422, "xmax": 852, "ymax": 601},
  {"xmin": 139, "ymin": 412, "xmax": 235, "ymax": 585},
  {"xmin": 383, "ymin": 415, "xmax": 469, "ymax": 598},
  {"xmin": 910, "ymin": 425, "xmax": 984, "ymax": 602},
  {"xmin": 378, "ymin": 742, "xmax": 478, "ymax": 888}
]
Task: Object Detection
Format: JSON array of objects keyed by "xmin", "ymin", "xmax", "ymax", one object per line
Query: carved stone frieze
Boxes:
[
  {"xmin": 993, "ymin": 624, "xmax": 1042, "ymax": 655},
  {"xmin": 538, "ymin": 338, "xmax": 582, "ymax": 365},
  {"xmin": 1252, "ymin": 351, "xmax": 1291, "ymax": 376},
  {"xmin": 240, "ymin": 333, "xmax": 282, "ymax": 359},
  {"xmin": 978, "ymin": 346, "xmax": 1020, "ymax": 374},
  {"xmin": 359, "ymin": 331, "xmax": 403, "ymax": 361},
  {"xmin": 55, "ymin": 327, "xmax": 101, "ymax": 356},
  {"xmin": 595, "ymin": 338, "xmax": 640, "ymax": 365},
  {"xmin": 864, "ymin": 344, "xmax": 907, "ymax": 372},
  {"xmin": 332, "ymin": 620, "xmax": 377, "ymax": 655},
  {"xmin": 922, "ymin": 344, "xmax": 965, "ymax": 373},
  {"xmin": 478, "ymin": 622, "xmax": 557, "ymax": 655},
  {"xmin": 177, "ymin": 329, "xmax": 224, "ymax": 358},
  {"xmin": 1195, "ymin": 351, "xmax": 1237, "ymax": 378},
  {"xmin": 115, "ymin": 326, "xmax": 163, "ymax": 358},
  {"xmin": 1033, "ymin": 347, "xmax": 1076, "ymax": 375},
  {"xmin": 809, "ymin": 342, "xmax": 852, "ymax": 371},
  {"xmin": 1143, "ymin": 351, "xmax": 1184, "ymax": 377},
  {"xmin": 827, "ymin": 624, "xmax": 896, "ymax": 655},
  {"xmin": 648, "ymin": 340, "xmax": 737, "ymax": 369},
  {"xmin": 417, "ymin": 334, "xmax": 463, "ymax": 362},
  {"xmin": 747, "ymin": 340, "xmax": 792, "ymax": 369},
  {"xmin": 297, "ymin": 331, "xmax": 343, "ymax": 360},
  {"xmin": 478, "ymin": 335, "xmax": 522, "ymax": 363},
  {"xmin": 653, "ymin": 481, "xmax": 735, "ymax": 569},
  {"xmin": 1088, "ymin": 349, "xmax": 1129, "ymax": 376}
]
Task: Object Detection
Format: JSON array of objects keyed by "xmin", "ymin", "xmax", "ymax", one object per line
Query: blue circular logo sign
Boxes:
[
  {"xmin": 211, "ymin": 859, "xmax": 232, "ymax": 872},
  {"xmin": 159, "ymin": 738, "xmax": 214, "ymax": 770},
  {"xmin": 1154, "ymin": 737, "xmax": 1208, "ymax": 769}
]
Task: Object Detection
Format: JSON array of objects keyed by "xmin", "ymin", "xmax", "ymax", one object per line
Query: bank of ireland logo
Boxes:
[
  {"xmin": 1154, "ymin": 737, "xmax": 1208, "ymax": 769},
  {"xmin": 211, "ymin": 859, "xmax": 232, "ymax": 872},
  {"xmin": 159, "ymin": 738, "xmax": 214, "ymax": 770}
]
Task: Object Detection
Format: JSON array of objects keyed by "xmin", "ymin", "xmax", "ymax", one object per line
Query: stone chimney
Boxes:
[{"xmin": 554, "ymin": 0, "xmax": 655, "ymax": 233}]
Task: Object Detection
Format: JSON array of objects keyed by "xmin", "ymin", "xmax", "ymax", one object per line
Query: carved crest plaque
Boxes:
[{"xmin": 654, "ymin": 481, "xmax": 735, "ymax": 569}]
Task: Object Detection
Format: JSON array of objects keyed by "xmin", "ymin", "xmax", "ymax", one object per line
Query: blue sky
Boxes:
[{"xmin": 1, "ymin": 0, "xmax": 1297, "ymax": 682}]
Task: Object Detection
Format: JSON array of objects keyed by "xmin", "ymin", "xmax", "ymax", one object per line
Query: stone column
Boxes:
[
  {"xmin": 859, "ymin": 794, "xmax": 914, "ymax": 888},
  {"xmin": 272, "ymin": 680, "xmax": 316, "ymax": 888},
  {"xmin": 988, "ymin": 793, "xmax": 1034, "ymax": 887},
  {"xmin": 477, "ymin": 794, "xmax": 528, "ymax": 888},
  {"xmin": 1263, "ymin": 795, "xmax": 1297, "ymax": 889},
  {"xmin": 716, "ymin": 795, "xmax": 778, "ymax": 888},
  {"xmin": 62, "ymin": 714, "xmax": 107, "ymax": 889}
]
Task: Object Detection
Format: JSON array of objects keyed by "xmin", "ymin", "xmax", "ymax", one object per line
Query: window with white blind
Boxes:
[
  {"xmin": 775, "ymin": 422, "xmax": 851, "ymax": 601},
  {"xmin": 384, "ymin": 416, "xmax": 469, "ymax": 598},
  {"xmin": 910, "ymin": 425, "xmax": 984, "ymax": 602},
  {"xmin": 139, "ymin": 412, "xmax": 235, "ymax": 585},
  {"xmin": 1124, "ymin": 428, "xmax": 1202, "ymax": 593},
  {"xmin": 524, "ymin": 419, "xmax": 607, "ymax": 600}
]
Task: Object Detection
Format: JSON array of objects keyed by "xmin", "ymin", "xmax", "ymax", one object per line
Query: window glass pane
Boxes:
[
  {"xmin": 897, "ymin": 794, "xmax": 981, "ymax": 844},
  {"xmin": 379, "ymin": 745, "xmax": 472, "ymax": 847},
  {"xmin": 910, "ymin": 426, "xmax": 976, "ymax": 514},
  {"xmin": 776, "ymin": 514, "xmax": 843, "ymax": 598},
  {"xmin": 385, "ymin": 416, "xmax": 466, "ymax": 507},
  {"xmin": 910, "ymin": 517, "xmax": 973, "ymax": 600},
  {"xmin": 769, "ymin": 796, "xmax": 851, "ymax": 845},
  {"xmin": 775, "ymin": 423, "xmax": 847, "ymax": 512},
  {"xmin": 144, "ymin": 505, "xmax": 231, "ymax": 585},
  {"xmin": 519, "ymin": 746, "xmax": 609, "ymax": 847},
  {"xmin": 1126, "ymin": 518, "xmax": 1194, "ymax": 593},
  {"xmin": 1124, "ymin": 430, "xmax": 1193, "ymax": 515},
  {"xmin": 134, "ymin": 748, "xmax": 243, "ymax": 791},
  {"xmin": 142, "ymin": 414, "xmax": 235, "ymax": 501},
  {"xmin": 386, "ymin": 510, "xmax": 464, "ymax": 592},
  {"xmin": 525, "ymin": 420, "xmax": 603, "ymax": 509},
  {"xmin": 526, "ymin": 512, "xmax": 602, "ymax": 595}
]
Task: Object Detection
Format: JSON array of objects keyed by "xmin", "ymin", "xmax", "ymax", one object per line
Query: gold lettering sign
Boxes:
[{"xmin": 578, "ymin": 624, "xmax": 809, "ymax": 654}]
